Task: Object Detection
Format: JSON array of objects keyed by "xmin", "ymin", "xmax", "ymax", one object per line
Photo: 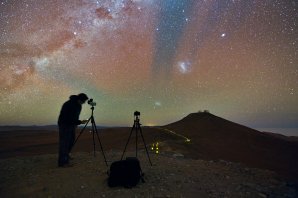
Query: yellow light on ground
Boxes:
[
  {"xmin": 185, "ymin": 139, "xmax": 191, "ymax": 142},
  {"xmin": 151, "ymin": 142, "xmax": 160, "ymax": 154}
]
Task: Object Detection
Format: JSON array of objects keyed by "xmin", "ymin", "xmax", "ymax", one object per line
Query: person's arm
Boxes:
[{"xmin": 59, "ymin": 102, "xmax": 82, "ymax": 125}]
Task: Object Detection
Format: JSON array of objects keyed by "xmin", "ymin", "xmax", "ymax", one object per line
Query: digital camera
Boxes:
[{"xmin": 87, "ymin": 98, "xmax": 96, "ymax": 106}]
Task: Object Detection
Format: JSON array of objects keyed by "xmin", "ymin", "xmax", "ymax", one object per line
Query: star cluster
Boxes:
[{"xmin": 0, "ymin": 0, "xmax": 297, "ymax": 129}]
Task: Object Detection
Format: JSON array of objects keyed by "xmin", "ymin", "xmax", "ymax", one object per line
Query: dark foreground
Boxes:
[{"xmin": 0, "ymin": 151, "xmax": 296, "ymax": 198}]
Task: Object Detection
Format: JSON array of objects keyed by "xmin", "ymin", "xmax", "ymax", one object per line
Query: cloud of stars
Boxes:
[{"xmin": 0, "ymin": 0, "xmax": 297, "ymax": 130}]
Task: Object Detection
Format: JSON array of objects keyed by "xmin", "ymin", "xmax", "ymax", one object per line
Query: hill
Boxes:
[{"xmin": 160, "ymin": 112, "xmax": 298, "ymax": 182}]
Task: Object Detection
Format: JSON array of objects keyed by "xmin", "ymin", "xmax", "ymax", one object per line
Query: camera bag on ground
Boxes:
[{"xmin": 108, "ymin": 157, "xmax": 144, "ymax": 188}]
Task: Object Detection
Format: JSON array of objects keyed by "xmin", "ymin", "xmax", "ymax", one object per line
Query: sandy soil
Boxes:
[{"xmin": 0, "ymin": 150, "xmax": 296, "ymax": 198}]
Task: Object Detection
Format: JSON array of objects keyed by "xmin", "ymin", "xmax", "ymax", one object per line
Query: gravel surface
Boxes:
[{"xmin": 0, "ymin": 150, "xmax": 296, "ymax": 198}]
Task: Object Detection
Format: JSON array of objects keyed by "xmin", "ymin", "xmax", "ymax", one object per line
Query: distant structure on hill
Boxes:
[{"xmin": 197, "ymin": 110, "xmax": 210, "ymax": 113}]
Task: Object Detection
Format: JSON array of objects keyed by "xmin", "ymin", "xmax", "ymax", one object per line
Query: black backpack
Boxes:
[{"xmin": 108, "ymin": 157, "xmax": 144, "ymax": 188}]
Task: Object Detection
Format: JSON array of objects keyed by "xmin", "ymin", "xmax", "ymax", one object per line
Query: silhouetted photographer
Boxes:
[{"xmin": 57, "ymin": 93, "xmax": 89, "ymax": 167}]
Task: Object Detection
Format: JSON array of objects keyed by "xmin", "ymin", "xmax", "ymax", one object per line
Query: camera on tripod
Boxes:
[
  {"xmin": 134, "ymin": 111, "xmax": 140, "ymax": 122},
  {"xmin": 121, "ymin": 111, "xmax": 152, "ymax": 166},
  {"xmin": 88, "ymin": 98, "xmax": 96, "ymax": 106}
]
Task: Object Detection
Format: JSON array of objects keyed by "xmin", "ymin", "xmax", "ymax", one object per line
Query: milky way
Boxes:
[{"xmin": 0, "ymin": 0, "xmax": 297, "ymax": 129}]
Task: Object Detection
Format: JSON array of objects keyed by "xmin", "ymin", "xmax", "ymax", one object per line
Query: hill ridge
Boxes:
[{"xmin": 160, "ymin": 112, "xmax": 298, "ymax": 182}]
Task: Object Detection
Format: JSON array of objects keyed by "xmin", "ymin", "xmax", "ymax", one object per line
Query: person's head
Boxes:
[{"xmin": 77, "ymin": 93, "xmax": 88, "ymax": 104}]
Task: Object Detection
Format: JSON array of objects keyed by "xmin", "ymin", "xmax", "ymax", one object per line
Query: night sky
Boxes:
[{"xmin": 0, "ymin": 0, "xmax": 297, "ymax": 129}]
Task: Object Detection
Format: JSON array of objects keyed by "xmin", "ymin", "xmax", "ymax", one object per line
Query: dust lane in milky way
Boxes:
[{"xmin": 0, "ymin": 0, "xmax": 297, "ymax": 129}]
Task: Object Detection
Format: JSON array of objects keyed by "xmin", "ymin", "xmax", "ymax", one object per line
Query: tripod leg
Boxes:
[
  {"xmin": 121, "ymin": 124, "xmax": 135, "ymax": 160},
  {"xmin": 136, "ymin": 123, "xmax": 138, "ymax": 158},
  {"xmin": 138, "ymin": 124, "xmax": 153, "ymax": 166},
  {"xmin": 69, "ymin": 117, "xmax": 91, "ymax": 153},
  {"xmin": 92, "ymin": 119, "xmax": 96, "ymax": 157},
  {"xmin": 93, "ymin": 119, "xmax": 108, "ymax": 167}
]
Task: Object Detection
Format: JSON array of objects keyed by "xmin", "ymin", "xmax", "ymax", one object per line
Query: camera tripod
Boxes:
[
  {"xmin": 121, "ymin": 111, "xmax": 152, "ymax": 166},
  {"xmin": 70, "ymin": 106, "xmax": 108, "ymax": 166}
]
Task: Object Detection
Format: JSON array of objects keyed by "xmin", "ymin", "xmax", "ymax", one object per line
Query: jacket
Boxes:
[{"xmin": 58, "ymin": 95, "xmax": 82, "ymax": 125}]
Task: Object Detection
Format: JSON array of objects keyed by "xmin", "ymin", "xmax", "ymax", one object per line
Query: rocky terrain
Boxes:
[{"xmin": 0, "ymin": 150, "xmax": 297, "ymax": 198}]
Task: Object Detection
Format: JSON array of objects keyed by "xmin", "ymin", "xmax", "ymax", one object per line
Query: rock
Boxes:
[
  {"xmin": 258, "ymin": 192, "xmax": 267, "ymax": 198},
  {"xmin": 172, "ymin": 153, "xmax": 184, "ymax": 158}
]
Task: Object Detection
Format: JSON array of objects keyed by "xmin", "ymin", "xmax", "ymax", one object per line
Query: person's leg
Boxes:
[
  {"xmin": 68, "ymin": 126, "xmax": 76, "ymax": 159},
  {"xmin": 68, "ymin": 127, "xmax": 76, "ymax": 151},
  {"xmin": 58, "ymin": 125, "xmax": 71, "ymax": 166}
]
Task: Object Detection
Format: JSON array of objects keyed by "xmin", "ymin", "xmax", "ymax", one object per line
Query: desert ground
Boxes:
[
  {"xmin": 1, "ymin": 150, "xmax": 296, "ymax": 198},
  {"xmin": 0, "ymin": 112, "xmax": 297, "ymax": 197}
]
